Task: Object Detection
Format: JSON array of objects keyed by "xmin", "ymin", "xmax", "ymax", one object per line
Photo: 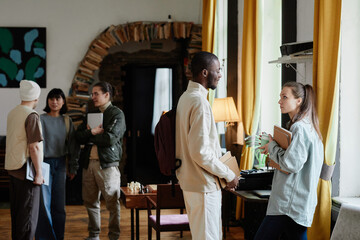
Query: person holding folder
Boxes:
[
  {"xmin": 5, "ymin": 80, "xmax": 44, "ymax": 240},
  {"xmin": 255, "ymin": 82, "xmax": 324, "ymax": 240},
  {"xmin": 75, "ymin": 81, "xmax": 126, "ymax": 240},
  {"xmin": 175, "ymin": 51, "xmax": 238, "ymax": 240}
]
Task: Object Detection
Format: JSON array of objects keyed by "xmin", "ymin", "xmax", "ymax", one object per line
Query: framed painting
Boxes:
[{"xmin": 0, "ymin": 27, "xmax": 46, "ymax": 88}]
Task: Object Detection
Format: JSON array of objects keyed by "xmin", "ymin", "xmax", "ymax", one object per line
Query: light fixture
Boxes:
[{"xmin": 212, "ymin": 97, "xmax": 240, "ymax": 127}]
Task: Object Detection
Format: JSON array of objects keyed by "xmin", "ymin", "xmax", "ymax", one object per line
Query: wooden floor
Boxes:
[{"xmin": 0, "ymin": 201, "xmax": 245, "ymax": 239}]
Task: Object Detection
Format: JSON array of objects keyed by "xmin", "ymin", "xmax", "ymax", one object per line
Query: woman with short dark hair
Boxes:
[{"xmin": 35, "ymin": 88, "xmax": 80, "ymax": 240}]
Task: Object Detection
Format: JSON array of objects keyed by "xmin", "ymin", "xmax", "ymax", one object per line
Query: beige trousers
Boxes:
[
  {"xmin": 82, "ymin": 159, "xmax": 121, "ymax": 240},
  {"xmin": 183, "ymin": 190, "xmax": 223, "ymax": 240}
]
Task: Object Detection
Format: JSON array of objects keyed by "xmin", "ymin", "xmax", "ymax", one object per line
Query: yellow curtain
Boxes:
[
  {"xmin": 202, "ymin": 0, "xmax": 216, "ymax": 53},
  {"xmin": 308, "ymin": 0, "xmax": 341, "ymax": 239},
  {"xmin": 239, "ymin": 0, "xmax": 258, "ymax": 170},
  {"xmin": 202, "ymin": 0, "xmax": 217, "ymax": 105},
  {"xmin": 235, "ymin": 0, "xmax": 259, "ymax": 219}
]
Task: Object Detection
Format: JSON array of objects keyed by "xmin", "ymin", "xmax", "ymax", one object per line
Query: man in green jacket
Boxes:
[{"xmin": 76, "ymin": 81, "xmax": 126, "ymax": 240}]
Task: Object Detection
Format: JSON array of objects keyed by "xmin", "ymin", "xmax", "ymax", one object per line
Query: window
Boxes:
[
  {"xmin": 338, "ymin": 0, "xmax": 360, "ymax": 197},
  {"xmin": 258, "ymin": 0, "xmax": 282, "ymax": 135},
  {"xmin": 214, "ymin": 0, "xmax": 228, "ymax": 135},
  {"xmin": 151, "ymin": 68, "xmax": 172, "ymax": 134}
]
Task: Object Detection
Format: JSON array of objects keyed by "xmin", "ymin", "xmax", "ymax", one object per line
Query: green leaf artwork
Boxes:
[{"xmin": 0, "ymin": 27, "xmax": 46, "ymax": 88}]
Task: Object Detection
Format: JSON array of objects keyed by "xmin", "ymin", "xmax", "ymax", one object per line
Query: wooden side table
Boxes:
[{"xmin": 120, "ymin": 186, "xmax": 156, "ymax": 240}]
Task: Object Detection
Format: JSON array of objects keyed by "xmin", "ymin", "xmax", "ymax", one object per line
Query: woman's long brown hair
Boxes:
[{"xmin": 284, "ymin": 82, "xmax": 322, "ymax": 141}]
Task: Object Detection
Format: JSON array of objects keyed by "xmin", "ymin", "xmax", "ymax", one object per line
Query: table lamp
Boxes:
[{"xmin": 212, "ymin": 97, "xmax": 240, "ymax": 127}]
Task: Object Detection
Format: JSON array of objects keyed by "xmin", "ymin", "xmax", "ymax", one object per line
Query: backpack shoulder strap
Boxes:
[{"xmin": 64, "ymin": 114, "xmax": 70, "ymax": 141}]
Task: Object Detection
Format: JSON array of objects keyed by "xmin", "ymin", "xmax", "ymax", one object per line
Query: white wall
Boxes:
[
  {"xmin": 339, "ymin": 0, "xmax": 360, "ymax": 197},
  {"xmin": 0, "ymin": 0, "xmax": 201, "ymax": 135}
]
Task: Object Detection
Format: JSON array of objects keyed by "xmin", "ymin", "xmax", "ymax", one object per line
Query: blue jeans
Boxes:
[
  {"xmin": 35, "ymin": 157, "xmax": 66, "ymax": 240},
  {"xmin": 254, "ymin": 215, "xmax": 307, "ymax": 240}
]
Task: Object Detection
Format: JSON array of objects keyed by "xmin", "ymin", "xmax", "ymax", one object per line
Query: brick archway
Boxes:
[{"xmin": 69, "ymin": 21, "xmax": 202, "ymax": 100}]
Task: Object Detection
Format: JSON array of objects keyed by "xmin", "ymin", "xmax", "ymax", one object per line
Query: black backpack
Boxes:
[{"xmin": 154, "ymin": 108, "xmax": 182, "ymax": 179}]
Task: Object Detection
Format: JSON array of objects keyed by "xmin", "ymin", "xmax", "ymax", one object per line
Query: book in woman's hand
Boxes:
[
  {"xmin": 273, "ymin": 125, "xmax": 292, "ymax": 149},
  {"xmin": 268, "ymin": 125, "xmax": 292, "ymax": 174}
]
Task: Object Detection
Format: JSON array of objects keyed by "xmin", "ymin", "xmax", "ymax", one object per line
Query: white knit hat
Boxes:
[{"xmin": 19, "ymin": 80, "xmax": 41, "ymax": 101}]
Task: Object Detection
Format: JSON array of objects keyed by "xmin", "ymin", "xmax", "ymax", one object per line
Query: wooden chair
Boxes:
[{"xmin": 146, "ymin": 184, "xmax": 190, "ymax": 239}]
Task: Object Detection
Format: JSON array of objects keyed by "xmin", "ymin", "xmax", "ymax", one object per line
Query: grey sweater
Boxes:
[{"xmin": 40, "ymin": 114, "xmax": 80, "ymax": 173}]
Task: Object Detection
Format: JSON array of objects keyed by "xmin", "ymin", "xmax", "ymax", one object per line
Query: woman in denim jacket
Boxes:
[{"xmin": 255, "ymin": 82, "xmax": 324, "ymax": 240}]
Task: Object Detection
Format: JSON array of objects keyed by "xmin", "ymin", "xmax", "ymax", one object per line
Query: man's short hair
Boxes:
[{"xmin": 190, "ymin": 51, "xmax": 219, "ymax": 78}]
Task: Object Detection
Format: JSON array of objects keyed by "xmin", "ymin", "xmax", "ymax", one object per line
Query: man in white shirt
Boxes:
[{"xmin": 176, "ymin": 51, "xmax": 238, "ymax": 240}]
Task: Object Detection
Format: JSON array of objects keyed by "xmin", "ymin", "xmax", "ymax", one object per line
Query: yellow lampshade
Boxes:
[{"xmin": 212, "ymin": 97, "xmax": 240, "ymax": 123}]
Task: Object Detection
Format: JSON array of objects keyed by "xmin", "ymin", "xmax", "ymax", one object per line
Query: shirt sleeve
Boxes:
[
  {"xmin": 268, "ymin": 124, "xmax": 308, "ymax": 173},
  {"xmin": 187, "ymin": 101, "xmax": 235, "ymax": 182},
  {"xmin": 25, "ymin": 113, "xmax": 43, "ymax": 144}
]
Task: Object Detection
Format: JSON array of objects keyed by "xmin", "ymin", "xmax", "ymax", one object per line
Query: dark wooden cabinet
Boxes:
[
  {"xmin": 0, "ymin": 137, "xmax": 10, "ymax": 201},
  {"xmin": 0, "ymin": 148, "xmax": 8, "ymax": 187}
]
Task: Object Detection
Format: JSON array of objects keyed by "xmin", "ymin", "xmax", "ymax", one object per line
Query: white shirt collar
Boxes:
[
  {"xmin": 99, "ymin": 101, "xmax": 111, "ymax": 113},
  {"xmin": 188, "ymin": 80, "xmax": 208, "ymax": 99}
]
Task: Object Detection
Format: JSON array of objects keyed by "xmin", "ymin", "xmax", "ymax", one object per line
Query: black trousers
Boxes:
[
  {"xmin": 254, "ymin": 215, "xmax": 307, "ymax": 240},
  {"xmin": 9, "ymin": 176, "xmax": 41, "ymax": 240}
]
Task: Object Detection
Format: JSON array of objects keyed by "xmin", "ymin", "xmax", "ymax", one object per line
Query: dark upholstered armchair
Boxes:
[{"xmin": 146, "ymin": 184, "xmax": 190, "ymax": 239}]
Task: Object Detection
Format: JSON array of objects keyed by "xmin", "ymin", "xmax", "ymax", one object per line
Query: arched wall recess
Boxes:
[
  {"xmin": 69, "ymin": 22, "xmax": 202, "ymax": 100},
  {"xmin": 66, "ymin": 21, "xmax": 202, "ymax": 127},
  {"xmin": 65, "ymin": 22, "xmax": 202, "ymax": 185}
]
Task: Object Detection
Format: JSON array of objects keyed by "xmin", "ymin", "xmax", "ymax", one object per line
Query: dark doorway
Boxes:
[
  {"xmin": 123, "ymin": 64, "xmax": 176, "ymax": 184},
  {"xmin": 98, "ymin": 47, "xmax": 188, "ymax": 185}
]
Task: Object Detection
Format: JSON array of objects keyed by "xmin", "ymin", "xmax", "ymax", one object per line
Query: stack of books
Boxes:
[
  {"xmin": 71, "ymin": 21, "xmax": 197, "ymax": 100},
  {"xmin": 184, "ymin": 24, "xmax": 202, "ymax": 80},
  {"xmin": 268, "ymin": 125, "xmax": 292, "ymax": 174},
  {"xmin": 65, "ymin": 96, "xmax": 89, "ymax": 128},
  {"xmin": 68, "ymin": 21, "xmax": 203, "ymax": 128},
  {"xmin": 173, "ymin": 22, "xmax": 193, "ymax": 39}
]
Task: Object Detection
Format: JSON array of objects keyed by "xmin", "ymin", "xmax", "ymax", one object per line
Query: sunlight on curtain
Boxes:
[
  {"xmin": 202, "ymin": 0, "xmax": 217, "ymax": 106},
  {"xmin": 236, "ymin": 0, "xmax": 281, "ymax": 219},
  {"xmin": 238, "ymin": 0, "xmax": 281, "ymax": 175},
  {"xmin": 238, "ymin": 0, "xmax": 257, "ymax": 171},
  {"xmin": 236, "ymin": 0, "xmax": 258, "ymax": 220},
  {"xmin": 202, "ymin": 0, "xmax": 216, "ymax": 53},
  {"xmin": 308, "ymin": 0, "xmax": 341, "ymax": 239},
  {"xmin": 151, "ymin": 68, "xmax": 172, "ymax": 134}
]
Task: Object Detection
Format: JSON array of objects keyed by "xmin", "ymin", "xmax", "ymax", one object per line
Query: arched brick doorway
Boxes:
[{"xmin": 67, "ymin": 22, "xmax": 202, "ymax": 187}]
